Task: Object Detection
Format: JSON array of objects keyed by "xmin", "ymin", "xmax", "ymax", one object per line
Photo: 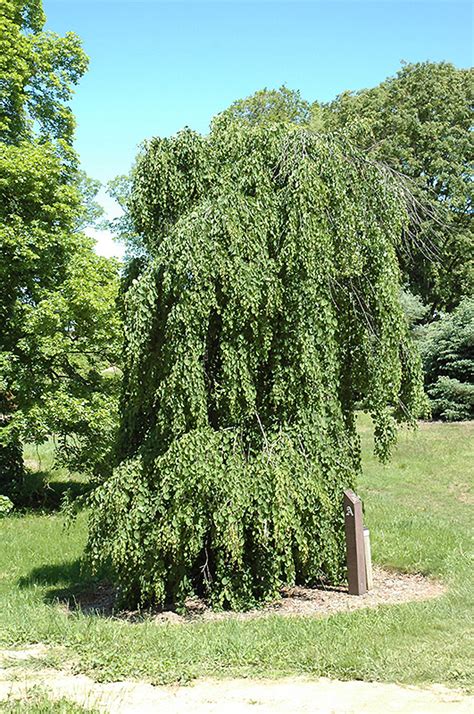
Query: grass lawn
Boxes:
[
  {"xmin": 0, "ymin": 416, "xmax": 472, "ymax": 689},
  {"xmin": 19, "ymin": 442, "xmax": 88, "ymax": 510},
  {"xmin": 0, "ymin": 689, "xmax": 98, "ymax": 713}
]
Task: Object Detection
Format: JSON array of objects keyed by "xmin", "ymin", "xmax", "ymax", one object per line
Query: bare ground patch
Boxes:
[
  {"xmin": 0, "ymin": 665, "xmax": 472, "ymax": 713},
  {"xmin": 448, "ymin": 481, "xmax": 474, "ymax": 506}
]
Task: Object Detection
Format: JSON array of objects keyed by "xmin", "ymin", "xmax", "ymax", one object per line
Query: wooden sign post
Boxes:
[{"xmin": 344, "ymin": 489, "xmax": 367, "ymax": 595}]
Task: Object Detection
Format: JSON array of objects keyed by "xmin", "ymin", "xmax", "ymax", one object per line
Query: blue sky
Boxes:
[{"xmin": 43, "ymin": 1, "xmax": 473, "ymax": 256}]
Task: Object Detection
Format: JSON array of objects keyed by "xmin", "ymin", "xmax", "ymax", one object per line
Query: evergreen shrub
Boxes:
[{"xmin": 420, "ymin": 298, "xmax": 474, "ymax": 421}]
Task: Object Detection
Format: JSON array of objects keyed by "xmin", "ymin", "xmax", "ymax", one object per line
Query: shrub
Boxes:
[
  {"xmin": 419, "ymin": 298, "xmax": 474, "ymax": 421},
  {"xmin": 0, "ymin": 494, "xmax": 14, "ymax": 516},
  {"xmin": 426, "ymin": 377, "xmax": 473, "ymax": 421}
]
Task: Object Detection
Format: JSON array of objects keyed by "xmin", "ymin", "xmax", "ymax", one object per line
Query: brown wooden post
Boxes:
[{"xmin": 344, "ymin": 489, "xmax": 367, "ymax": 595}]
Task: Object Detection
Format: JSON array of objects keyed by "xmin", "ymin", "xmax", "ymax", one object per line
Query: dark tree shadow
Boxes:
[
  {"xmin": 19, "ymin": 560, "xmax": 350, "ymax": 621},
  {"xmin": 15, "ymin": 471, "xmax": 91, "ymax": 512},
  {"xmin": 19, "ymin": 558, "xmax": 117, "ymax": 615},
  {"xmin": 19, "ymin": 558, "xmax": 85, "ymax": 588}
]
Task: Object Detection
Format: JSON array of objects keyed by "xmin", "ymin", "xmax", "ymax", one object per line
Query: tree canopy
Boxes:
[
  {"xmin": 1, "ymin": 0, "xmax": 88, "ymax": 147},
  {"xmin": 113, "ymin": 64, "xmax": 472, "ymax": 314},
  {"xmin": 220, "ymin": 86, "xmax": 312, "ymax": 127},
  {"xmin": 0, "ymin": 0, "xmax": 121, "ymax": 499},
  {"xmin": 325, "ymin": 62, "xmax": 473, "ymax": 310},
  {"xmin": 88, "ymin": 118, "xmax": 424, "ymax": 609}
]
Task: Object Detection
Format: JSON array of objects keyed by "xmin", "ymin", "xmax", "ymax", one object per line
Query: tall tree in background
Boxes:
[
  {"xmin": 0, "ymin": 0, "xmax": 87, "ymax": 146},
  {"xmin": 324, "ymin": 62, "xmax": 473, "ymax": 311},
  {"xmin": 0, "ymin": 1, "xmax": 121, "ymax": 500},
  {"xmin": 220, "ymin": 86, "xmax": 312, "ymax": 126}
]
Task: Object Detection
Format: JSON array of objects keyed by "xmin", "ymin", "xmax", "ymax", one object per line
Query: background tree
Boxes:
[
  {"xmin": 0, "ymin": 0, "xmax": 87, "ymax": 147},
  {"xmin": 220, "ymin": 86, "xmax": 312, "ymax": 126},
  {"xmin": 324, "ymin": 62, "xmax": 473, "ymax": 311},
  {"xmin": 4, "ymin": 237, "xmax": 121, "ymax": 479},
  {"xmin": 418, "ymin": 298, "xmax": 474, "ymax": 421},
  {"xmin": 106, "ymin": 173, "xmax": 144, "ymax": 259},
  {"xmin": 87, "ymin": 119, "xmax": 424, "ymax": 610},
  {"xmin": 399, "ymin": 287, "xmax": 430, "ymax": 332},
  {"xmin": 0, "ymin": 0, "xmax": 121, "ymax": 501}
]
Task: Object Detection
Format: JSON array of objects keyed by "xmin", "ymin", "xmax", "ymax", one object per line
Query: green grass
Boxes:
[
  {"xmin": 0, "ymin": 688, "xmax": 98, "ymax": 713},
  {"xmin": 22, "ymin": 441, "xmax": 59, "ymax": 475},
  {"xmin": 0, "ymin": 417, "xmax": 472, "ymax": 689},
  {"xmin": 17, "ymin": 441, "xmax": 88, "ymax": 510}
]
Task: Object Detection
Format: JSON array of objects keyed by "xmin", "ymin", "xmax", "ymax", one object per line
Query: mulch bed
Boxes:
[{"xmin": 57, "ymin": 566, "xmax": 444, "ymax": 624}]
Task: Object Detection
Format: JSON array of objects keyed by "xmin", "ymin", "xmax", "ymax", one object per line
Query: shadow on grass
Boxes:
[
  {"xmin": 19, "ymin": 556, "xmax": 352, "ymax": 624},
  {"xmin": 16, "ymin": 471, "xmax": 91, "ymax": 512},
  {"xmin": 18, "ymin": 558, "xmax": 117, "ymax": 615},
  {"xmin": 19, "ymin": 558, "xmax": 85, "ymax": 589}
]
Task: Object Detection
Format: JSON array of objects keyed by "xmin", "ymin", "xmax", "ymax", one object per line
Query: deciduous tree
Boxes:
[
  {"xmin": 0, "ymin": 0, "xmax": 120, "ymax": 499},
  {"xmin": 88, "ymin": 119, "xmax": 424, "ymax": 610},
  {"xmin": 324, "ymin": 62, "xmax": 473, "ymax": 310}
]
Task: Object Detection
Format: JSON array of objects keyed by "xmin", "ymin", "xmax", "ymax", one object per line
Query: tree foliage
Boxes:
[
  {"xmin": 5, "ymin": 240, "xmax": 122, "ymax": 477},
  {"xmin": 325, "ymin": 62, "xmax": 473, "ymax": 310},
  {"xmin": 220, "ymin": 86, "xmax": 312, "ymax": 126},
  {"xmin": 0, "ymin": 135, "xmax": 122, "ymax": 500},
  {"xmin": 88, "ymin": 118, "xmax": 424, "ymax": 610},
  {"xmin": 0, "ymin": 0, "xmax": 121, "ymax": 499},
  {"xmin": 106, "ymin": 88, "xmax": 316, "ymax": 260},
  {"xmin": 419, "ymin": 298, "xmax": 474, "ymax": 421},
  {"xmin": 1, "ymin": 0, "xmax": 88, "ymax": 147},
  {"xmin": 399, "ymin": 287, "xmax": 430, "ymax": 331}
]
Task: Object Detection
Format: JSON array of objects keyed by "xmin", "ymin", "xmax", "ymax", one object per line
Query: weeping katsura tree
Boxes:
[{"xmin": 87, "ymin": 117, "xmax": 424, "ymax": 610}]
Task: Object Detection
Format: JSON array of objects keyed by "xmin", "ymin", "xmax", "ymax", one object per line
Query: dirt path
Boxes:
[{"xmin": 1, "ymin": 648, "xmax": 473, "ymax": 713}]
